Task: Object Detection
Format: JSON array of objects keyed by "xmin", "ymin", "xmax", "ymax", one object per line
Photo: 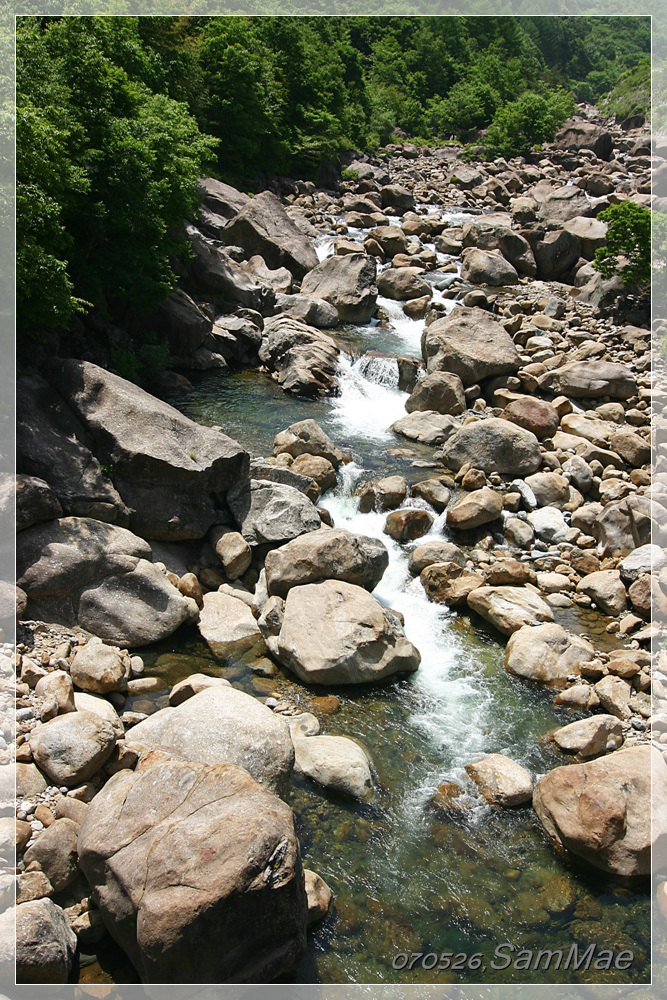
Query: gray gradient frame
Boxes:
[{"xmin": 2, "ymin": 3, "xmax": 665, "ymax": 999}]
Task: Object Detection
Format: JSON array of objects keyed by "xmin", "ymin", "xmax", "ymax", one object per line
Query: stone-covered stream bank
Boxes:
[{"xmin": 11, "ymin": 107, "xmax": 667, "ymax": 986}]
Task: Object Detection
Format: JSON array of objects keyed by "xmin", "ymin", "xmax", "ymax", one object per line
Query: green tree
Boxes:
[
  {"xmin": 594, "ymin": 201, "xmax": 651, "ymax": 290},
  {"xmin": 484, "ymin": 89, "xmax": 575, "ymax": 159}
]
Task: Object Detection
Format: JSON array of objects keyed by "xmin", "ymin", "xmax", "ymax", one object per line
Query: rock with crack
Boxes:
[
  {"xmin": 77, "ymin": 754, "xmax": 308, "ymax": 982},
  {"xmin": 421, "ymin": 306, "xmax": 520, "ymax": 385},
  {"xmin": 467, "ymin": 587, "xmax": 554, "ymax": 636},
  {"xmin": 258, "ymin": 315, "xmax": 339, "ymax": 397},
  {"xmin": 227, "ymin": 479, "xmax": 322, "ymax": 547},
  {"xmin": 300, "ymin": 254, "xmax": 378, "ymax": 324},
  {"xmin": 265, "ymin": 528, "xmax": 388, "ymax": 598},
  {"xmin": 505, "ymin": 623, "xmax": 596, "ymax": 687},
  {"xmin": 218, "ymin": 190, "xmax": 318, "ymax": 278}
]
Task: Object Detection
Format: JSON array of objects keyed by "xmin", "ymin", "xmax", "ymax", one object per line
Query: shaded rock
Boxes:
[
  {"xmin": 274, "ymin": 419, "xmax": 343, "ymax": 467},
  {"xmin": 77, "ymin": 757, "xmax": 307, "ymax": 982},
  {"xmin": 265, "ymin": 529, "xmax": 388, "ymax": 598},
  {"xmin": 199, "ymin": 177, "xmax": 250, "ymax": 221},
  {"xmin": 405, "ymin": 372, "xmax": 465, "ymax": 416},
  {"xmin": 293, "ymin": 734, "xmax": 372, "ymax": 800},
  {"xmin": 16, "ymin": 475, "xmax": 63, "ymax": 532},
  {"xmin": 198, "ymin": 591, "xmax": 263, "ymax": 661},
  {"xmin": 35, "ymin": 671, "xmax": 75, "ymax": 715},
  {"xmin": 17, "ymin": 517, "xmax": 199, "ymax": 646},
  {"xmin": 276, "ymin": 580, "xmax": 420, "ymax": 685},
  {"xmin": 533, "ymin": 746, "xmax": 664, "ymax": 876},
  {"xmin": 461, "ymin": 218, "xmax": 536, "ymax": 275},
  {"xmin": 258, "ymin": 315, "xmax": 339, "ymax": 397},
  {"xmin": 16, "ymin": 899, "xmax": 77, "ymax": 984},
  {"xmin": 533, "ymin": 229, "xmax": 582, "ymax": 280},
  {"xmin": 227, "ymin": 479, "xmax": 321, "ymax": 546},
  {"xmin": 70, "ymin": 642, "xmax": 126, "ymax": 695},
  {"xmin": 446, "ymin": 488, "xmax": 502, "ymax": 530},
  {"xmin": 48, "ymin": 359, "xmax": 248, "ymax": 540},
  {"xmin": 30, "ymin": 711, "xmax": 116, "ymax": 787},
  {"xmin": 391, "ymin": 410, "xmax": 458, "ymax": 445},
  {"xmin": 220, "ymin": 190, "xmax": 318, "ymax": 278},
  {"xmin": 505, "ymin": 623, "xmax": 596, "ymax": 687},
  {"xmin": 384, "ymin": 509, "xmax": 434, "ymax": 541},
  {"xmin": 552, "ymin": 716, "xmax": 623, "ymax": 760},
  {"xmin": 273, "ymin": 292, "xmax": 339, "ymax": 329},
  {"xmin": 465, "ymin": 754, "xmax": 533, "ymax": 807},
  {"xmin": 410, "ymin": 480, "xmax": 451, "ymax": 512},
  {"xmin": 17, "ymin": 375, "xmax": 129, "ymax": 525},
  {"xmin": 126, "ymin": 686, "xmax": 294, "ymax": 797},
  {"xmin": 441, "ymin": 418, "xmax": 541, "ymax": 476},
  {"xmin": 554, "ymin": 122, "xmax": 613, "ymax": 161},
  {"xmin": 210, "ymin": 528, "xmax": 252, "ymax": 580},
  {"xmin": 467, "ymin": 587, "xmax": 554, "ymax": 636},
  {"xmin": 24, "ymin": 818, "xmax": 79, "ymax": 893},
  {"xmin": 358, "ymin": 475, "xmax": 407, "ymax": 512},
  {"xmin": 152, "ymin": 289, "xmax": 212, "ymax": 357},
  {"xmin": 380, "ymin": 184, "xmax": 415, "ymax": 211},
  {"xmin": 422, "ymin": 306, "xmax": 520, "ymax": 385},
  {"xmin": 301, "ymin": 254, "xmax": 377, "ymax": 324},
  {"xmin": 537, "ymin": 361, "xmax": 636, "ymax": 400}
]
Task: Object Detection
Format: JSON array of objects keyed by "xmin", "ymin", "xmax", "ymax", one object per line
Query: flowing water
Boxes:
[{"xmin": 138, "ymin": 215, "xmax": 650, "ymax": 986}]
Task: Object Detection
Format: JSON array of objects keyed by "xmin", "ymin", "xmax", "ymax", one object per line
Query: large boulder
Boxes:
[
  {"xmin": 125, "ymin": 686, "xmax": 294, "ymax": 798},
  {"xmin": 441, "ymin": 418, "xmax": 541, "ymax": 476},
  {"xmin": 16, "ymin": 899, "xmax": 77, "ymax": 983},
  {"xmin": 265, "ymin": 528, "xmax": 388, "ymax": 598},
  {"xmin": 198, "ymin": 176, "xmax": 250, "ymax": 221},
  {"xmin": 533, "ymin": 746, "xmax": 665, "ymax": 876},
  {"xmin": 538, "ymin": 186, "xmax": 592, "ymax": 227},
  {"xmin": 533, "ymin": 229, "xmax": 582, "ymax": 280},
  {"xmin": 461, "ymin": 218, "xmax": 536, "ymax": 276},
  {"xmin": 301, "ymin": 254, "xmax": 378, "ymax": 324},
  {"xmin": 17, "ymin": 375, "xmax": 129, "ymax": 525},
  {"xmin": 554, "ymin": 121, "xmax": 613, "ymax": 161},
  {"xmin": 537, "ymin": 361, "xmax": 637, "ymax": 400},
  {"xmin": 151, "ymin": 289, "xmax": 212, "ymax": 357},
  {"xmin": 503, "ymin": 397, "xmax": 559, "ymax": 439},
  {"xmin": 273, "ymin": 291, "xmax": 339, "ymax": 329},
  {"xmin": 258, "ymin": 315, "xmax": 339, "ymax": 397},
  {"xmin": 563, "ymin": 216, "xmax": 609, "ymax": 259},
  {"xmin": 467, "ymin": 587, "xmax": 554, "ymax": 636},
  {"xmin": 421, "ymin": 306, "xmax": 520, "ymax": 385},
  {"xmin": 576, "ymin": 569, "xmax": 627, "ymax": 616},
  {"xmin": 276, "ymin": 580, "xmax": 420, "ymax": 685},
  {"xmin": 274, "ymin": 419, "xmax": 344, "ymax": 467},
  {"xmin": 505, "ymin": 623, "xmax": 596, "ymax": 687},
  {"xmin": 220, "ymin": 190, "xmax": 318, "ymax": 278},
  {"xmin": 186, "ymin": 226, "xmax": 275, "ymax": 312},
  {"xmin": 197, "ymin": 592, "xmax": 264, "ymax": 661},
  {"xmin": 405, "ymin": 372, "xmax": 465, "ymax": 416},
  {"xmin": 70, "ymin": 641, "xmax": 127, "ymax": 695},
  {"xmin": 17, "ymin": 517, "xmax": 198, "ymax": 646},
  {"xmin": 227, "ymin": 479, "xmax": 321, "ymax": 546},
  {"xmin": 460, "ymin": 248, "xmax": 518, "ymax": 286},
  {"xmin": 47, "ymin": 359, "xmax": 248, "ymax": 540},
  {"xmin": 293, "ymin": 734, "xmax": 372, "ymax": 800},
  {"xmin": 29, "ymin": 711, "xmax": 116, "ymax": 787},
  {"xmin": 390, "ymin": 410, "xmax": 458, "ymax": 445},
  {"xmin": 77, "ymin": 756, "xmax": 308, "ymax": 982}
]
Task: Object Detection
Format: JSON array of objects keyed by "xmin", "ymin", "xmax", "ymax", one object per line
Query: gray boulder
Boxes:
[
  {"xmin": 421, "ymin": 306, "xmax": 520, "ymax": 385},
  {"xmin": 47, "ymin": 359, "xmax": 248, "ymax": 540},
  {"xmin": 274, "ymin": 419, "xmax": 344, "ymax": 467},
  {"xmin": 151, "ymin": 289, "xmax": 212, "ymax": 357},
  {"xmin": 461, "ymin": 219, "xmax": 536, "ymax": 276},
  {"xmin": 258, "ymin": 315, "xmax": 339, "ymax": 397},
  {"xmin": 377, "ymin": 267, "xmax": 432, "ymax": 300},
  {"xmin": 533, "ymin": 229, "xmax": 582, "ymax": 280},
  {"xmin": 227, "ymin": 478, "xmax": 321, "ymax": 546},
  {"xmin": 276, "ymin": 580, "xmax": 420, "ymax": 685},
  {"xmin": 186, "ymin": 225, "xmax": 275, "ymax": 312},
  {"xmin": 77, "ymin": 756, "xmax": 307, "ymax": 982},
  {"xmin": 17, "ymin": 375, "xmax": 129, "ymax": 526},
  {"xmin": 265, "ymin": 528, "xmax": 388, "ymax": 597},
  {"xmin": 125, "ymin": 685, "xmax": 294, "ymax": 798},
  {"xmin": 538, "ymin": 186, "xmax": 592, "ymax": 226},
  {"xmin": 30, "ymin": 711, "xmax": 116, "ymax": 787},
  {"xmin": 16, "ymin": 475, "xmax": 63, "ymax": 532},
  {"xmin": 391, "ymin": 410, "xmax": 458, "ymax": 445},
  {"xmin": 16, "ymin": 899, "xmax": 77, "ymax": 983},
  {"xmin": 505, "ymin": 623, "xmax": 596, "ymax": 687},
  {"xmin": 554, "ymin": 122, "xmax": 613, "ymax": 161},
  {"xmin": 17, "ymin": 517, "xmax": 199, "ymax": 646},
  {"xmin": 293, "ymin": 734, "xmax": 372, "ymax": 800},
  {"xmin": 197, "ymin": 591, "xmax": 263, "ymax": 661},
  {"xmin": 220, "ymin": 190, "xmax": 319, "ymax": 278},
  {"xmin": 460, "ymin": 248, "xmax": 518, "ymax": 286},
  {"xmin": 301, "ymin": 254, "xmax": 378, "ymax": 324},
  {"xmin": 441, "ymin": 418, "xmax": 541, "ymax": 476},
  {"xmin": 273, "ymin": 292, "xmax": 339, "ymax": 329},
  {"xmin": 198, "ymin": 176, "xmax": 250, "ymax": 220}
]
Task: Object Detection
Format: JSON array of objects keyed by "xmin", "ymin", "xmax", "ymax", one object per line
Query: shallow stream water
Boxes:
[{"xmin": 150, "ymin": 254, "xmax": 651, "ymax": 986}]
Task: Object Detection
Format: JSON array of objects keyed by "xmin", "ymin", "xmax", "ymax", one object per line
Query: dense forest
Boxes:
[{"xmin": 17, "ymin": 15, "xmax": 650, "ymax": 336}]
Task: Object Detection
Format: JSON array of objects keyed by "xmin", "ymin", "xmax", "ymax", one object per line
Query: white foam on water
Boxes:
[{"xmin": 328, "ymin": 353, "xmax": 408, "ymax": 442}]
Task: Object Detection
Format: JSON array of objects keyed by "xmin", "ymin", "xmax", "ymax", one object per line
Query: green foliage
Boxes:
[
  {"xmin": 341, "ymin": 168, "xmax": 359, "ymax": 182},
  {"xmin": 598, "ymin": 56, "xmax": 650, "ymax": 122},
  {"xmin": 16, "ymin": 16, "xmax": 218, "ymax": 336},
  {"xmin": 593, "ymin": 202, "xmax": 650, "ymax": 290},
  {"xmin": 484, "ymin": 89, "xmax": 575, "ymax": 159}
]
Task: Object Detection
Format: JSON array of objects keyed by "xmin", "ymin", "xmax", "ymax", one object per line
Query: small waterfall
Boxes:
[
  {"xmin": 328, "ymin": 352, "xmax": 408, "ymax": 443},
  {"xmin": 353, "ymin": 353, "xmax": 400, "ymax": 387}
]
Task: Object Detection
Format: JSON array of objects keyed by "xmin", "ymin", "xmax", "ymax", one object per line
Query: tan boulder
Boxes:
[
  {"xmin": 465, "ymin": 753, "xmax": 533, "ymax": 807},
  {"xmin": 505, "ymin": 623, "xmax": 596, "ymax": 687},
  {"xmin": 467, "ymin": 587, "xmax": 554, "ymax": 636}
]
